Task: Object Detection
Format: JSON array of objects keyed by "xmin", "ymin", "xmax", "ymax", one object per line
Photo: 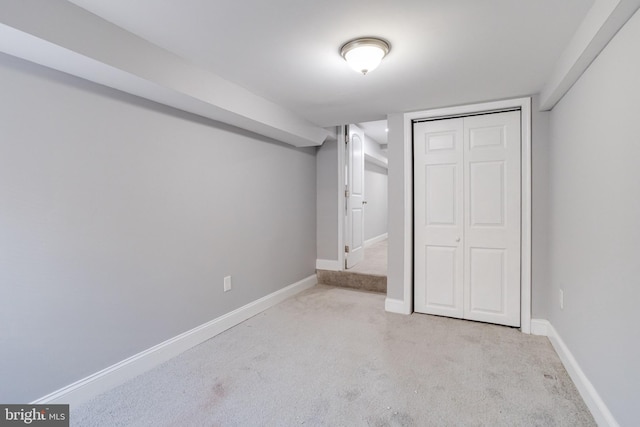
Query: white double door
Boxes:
[{"xmin": 414, "ymin": 111, "xmax": 521, "ymax": 327}]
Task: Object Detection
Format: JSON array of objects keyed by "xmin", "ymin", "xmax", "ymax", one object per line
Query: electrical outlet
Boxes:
[
  {"xmin": 224, "ymin": 276, "xmax": 232, "ymax": 292},
  {"xmin": 559, "ymin": 289, "xmax": 564, "ymax": 309}
]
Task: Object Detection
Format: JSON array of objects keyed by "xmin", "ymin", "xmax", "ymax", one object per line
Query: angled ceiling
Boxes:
[{"xmin": 2, "ymin": 0, "xmax": 639, "ymax": 147}]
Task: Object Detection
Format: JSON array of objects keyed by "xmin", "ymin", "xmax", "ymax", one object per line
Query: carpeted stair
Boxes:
[{"xmin": 316, "ymin": 269, "xmax": 386, "ymax": 293}]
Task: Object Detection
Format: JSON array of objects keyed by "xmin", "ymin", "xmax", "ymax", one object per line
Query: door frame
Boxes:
[
  {"xmin": 337, "ymin": 125, "xmax": 346, "ymax": 271},
  {"xmin": 396, "ymin": 97, "xmax": 532, "ymax": 333}
]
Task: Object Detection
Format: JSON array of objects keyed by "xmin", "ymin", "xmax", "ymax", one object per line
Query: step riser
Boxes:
[{"xmin": 316, "ymin": 270, "xmax": 386, "ymax": 294}]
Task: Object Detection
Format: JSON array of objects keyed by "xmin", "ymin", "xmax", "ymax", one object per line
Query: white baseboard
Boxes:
[
  {"xmin": 530, "ymin": 318, "xmax": 550, "ymax": 336},
  {"xmin": 365, "ymin": 233, "xmax": 388, "ymax": 247},
  {"xmin": 529, "ymin": 318, "xmax": 619, "ymax": 427},
  {"xmin": 385, "ymin": 297, "xmax": 411, "ymax": 315},
  {"xmin": 31, "ymin": 274, "xmax": 318, "ymax": 407},
  {"xmin": 316, "ymin": 259, "xmax": 341, "ymax": 271}
]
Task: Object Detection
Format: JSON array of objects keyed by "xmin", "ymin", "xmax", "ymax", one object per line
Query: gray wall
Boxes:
[
  {"xmin": 0, "ymin": 53, "xmax": 317, "ymax": 403},
  {"xmin": 531, "ymin": 96, "xmax": 551, "ymax": 319},
  {"xmin": 546, "ymin": 9, "xmax": 640, "ymax": 425},
  {"xmin": 386, "ymin": 113, "xmax": 408, "ymax": 301},
  {"xmin": 316, "ymin": 138, "xmax": 339, "ymax": 261},
  {"xmin": 364, "ymin": 162, "xmax": 388, "ymax": 242}
]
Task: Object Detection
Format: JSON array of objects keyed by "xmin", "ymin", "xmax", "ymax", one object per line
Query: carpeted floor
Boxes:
[
  {"xmin": 71, "ymin": 285, "xmax": 594, "ymax": 426},
  {"xmin": 347, "ymin": 239, "xmax": 388, "ymax": 276}
]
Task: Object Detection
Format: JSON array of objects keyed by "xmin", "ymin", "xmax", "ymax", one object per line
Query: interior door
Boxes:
[
  {"xmin": 463, "ymin": 111, "xmax": 521, "ymax": 326},
  {"xmin": 346, "ymin": 124, "xmax": 365, "ymax": 268},
  {"xmin": 414, "ymin": 110, "xmax": 521, "ymax": 327},
  {"xmin": 413, "ymin": 118, "xmax": 464, "ymax": 317}
]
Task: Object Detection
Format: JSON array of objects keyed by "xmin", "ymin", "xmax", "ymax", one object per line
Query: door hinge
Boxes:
[
  {"xmin": 345, "ymin": 245, "xmax": 350, "ymax": 253},
  {"xmin": 345, "ymin": 189, "xmax": 350, "ymax": 198}
]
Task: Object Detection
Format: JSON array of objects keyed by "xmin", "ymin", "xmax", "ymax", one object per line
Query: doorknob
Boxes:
[
  {"xmin": 362, "ymin": 201, "xmax": 368, "ymax": 205},
  {"xmin": 456, "ymin": 237, "xmax": 461, "ymax": 242}
]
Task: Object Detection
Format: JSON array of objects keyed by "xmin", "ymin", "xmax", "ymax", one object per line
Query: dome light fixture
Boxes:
[{"xmin": 340, "ymin": 37, "xmax": 390, "ymax": 75}]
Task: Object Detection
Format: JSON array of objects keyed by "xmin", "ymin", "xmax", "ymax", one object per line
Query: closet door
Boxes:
[
  {"xmin": 463, "ymin": 111, "xmax": 521, "ymax": 327},
  {"xmin": 413, "ymin": 118, "xmax": 464, "ymax": 318},
  {"xmin": 413, "ymin": 111, "xmax": 521, "ymax": 327}
]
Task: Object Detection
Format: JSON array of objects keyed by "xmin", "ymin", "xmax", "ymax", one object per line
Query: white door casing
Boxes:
[
  {"xmin": 413, "ymin": 110, "xmax": 521, "ymax": 327},
  {"xmin": 346, "ymin": 124, "xmax": 365, "ymax": 268}
]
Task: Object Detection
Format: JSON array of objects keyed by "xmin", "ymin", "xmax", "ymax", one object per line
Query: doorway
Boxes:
[
  {"xmin": 413, "ymin": 110, "xmax": 521, "ymax": 327},
  {"xmin": 344, "ymin": 121, "xmax": 389, "ymax": 277},
  {"xmin": 387, "ymin": 97, "xmax": 532, "ymax": 332}
]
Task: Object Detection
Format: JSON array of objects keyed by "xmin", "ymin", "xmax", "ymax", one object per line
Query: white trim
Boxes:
[
  {"xmin": 315, "ymin": 259, "xmax": 342, "ymax": 271},
  {"xmin": 520, "ymin": 98, "xmax": 532, "ymax": 334},
  {"xmin": 365, "ymin": 232, "xmax": 388, "ymax": 247},
  {"xmin": 528, "ymin": 319, "xmax": 620, "ymax": 427},
  {"xmin": 31, "ymin": 274, "xmax": 317, "ymax": 407},
  {"xmin": 337, "ymin": 125, "xmax": 346, "ymax": 271},
  {"xmin": 402, "ymin": 112, "xmax": 414, "ymax": 313},
  {"xmin": 385, "ymin": 298, "xmax": 411, "ymax": 314},
  {"xmin": 530, "ymin": 318, "xmax": 550, "ymax": 336},
  {"xmin": 401, "ymin": 97, "xmax": 532, "ymax": 333}
]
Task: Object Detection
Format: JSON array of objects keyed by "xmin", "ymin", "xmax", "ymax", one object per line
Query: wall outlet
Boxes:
[
  {"xmin": 224, "ymin": 276, "xmax": 232, "ymax": 292},
  {"xmin": 559, "ymin": 289, "xmax": 564, "ymax": 309}
]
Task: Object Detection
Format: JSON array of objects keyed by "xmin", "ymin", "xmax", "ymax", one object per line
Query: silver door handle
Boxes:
[{"xmin": 456, "ymin": 237, "xmax": 461, "ymax": 242}]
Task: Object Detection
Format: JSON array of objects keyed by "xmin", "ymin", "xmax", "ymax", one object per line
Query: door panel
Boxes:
[
  {"xmin": 424, "ymin": 245, "xmax": 461, "ymax": 313},
  {"xmin": 414, "ymin": 118, "xmax": 464, "ymax": 316},
  {"xmin": 469, "ymin": 247, "xmax": 506, "ymax": 313},
  {"xmin": 414, "ymin": 110, "xmax": 521, "ymax": 327},
  {"xmin": 426, "ymin": 164, "xmax": 457, "ymax": 225},
  {"xmin": 427, "ymin": 133, "xmax": 456, "ymax": 151},
  {"xmin": 346, "ymin": 124, "xmax": 365, "ymax": 268},
  {"xmin": 469, "ymin": 161, "xmax": 505, "ymax": 226},
  {"xmin": 469, "ymin": 125, "xmax": 506, "ymax": 149},
  {"xmin": 463, "ymin": 111, "xmax": 520, "ymax": 326}
]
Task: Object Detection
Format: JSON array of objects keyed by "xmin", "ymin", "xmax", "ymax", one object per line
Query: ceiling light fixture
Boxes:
[{"xmin": 340, "ymin": 37, "xmax": 390, "ymax": 75}]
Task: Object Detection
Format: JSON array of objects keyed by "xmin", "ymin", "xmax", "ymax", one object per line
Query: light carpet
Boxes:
[
  {"xmin": 71, "ymin": 285, "xmax": 594, "ymax": 426},
  {"xmin": 347, "ymin": 239, "xmax": 388, "ymax": 276}
]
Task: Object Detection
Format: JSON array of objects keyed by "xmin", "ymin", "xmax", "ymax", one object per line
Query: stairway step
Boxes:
[{"xmin": 316, "ymin": 269, "xmax": 386, "ymax": 294}]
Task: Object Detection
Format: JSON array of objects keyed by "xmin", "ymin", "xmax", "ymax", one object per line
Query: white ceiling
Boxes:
[{"xmin": 66, "ymin": 0, "xmax": 594, "ymax": 128}]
